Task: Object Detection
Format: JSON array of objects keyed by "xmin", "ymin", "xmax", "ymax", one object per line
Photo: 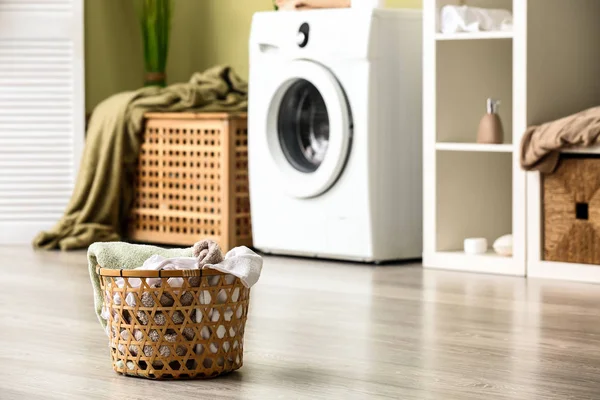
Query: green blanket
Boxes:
[
  {"xmin": 33, "ymin": 66, "xmax": 248, "ymax": 250},
  {"xmin": 88, "ymin": 241, "xmax": 193, "ymax": 328}
]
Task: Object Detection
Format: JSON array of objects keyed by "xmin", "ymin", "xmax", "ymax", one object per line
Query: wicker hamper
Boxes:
[
  {"xmin": 543, "ymin": 155, "xmax": 600, "ymax": 264},
  {"xmin": 98, "ymin": 266, "xmax": 250, "ymax": 379},
  {"xmin": 129, "ymin": 112, "xmax": 252, "ymax": 249}
]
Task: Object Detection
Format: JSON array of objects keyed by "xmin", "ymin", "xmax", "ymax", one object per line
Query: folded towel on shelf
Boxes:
[
  {"xmin": 89, "ymin": 239, "xmax": 263, "ymax": 328},
  {"xmin": 34, "ymin": 66, "xmax": 248, "ymax": 251},
  {"xmin": 440, "ymin": 5, "xmax": 513, "ymax": 34},
  {"xmin": 520, "ymin": 106, "xmax": 600, "ymax": 173}
]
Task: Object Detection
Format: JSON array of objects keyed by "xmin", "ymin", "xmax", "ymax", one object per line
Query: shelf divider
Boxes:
[{"xmin": 436, "ymin": 31, "xmax": 514, "ymax": 41}]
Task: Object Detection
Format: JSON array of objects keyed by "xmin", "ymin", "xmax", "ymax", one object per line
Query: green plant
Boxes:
[
  {"xmin": 139, "ymin": 0, "xmax": 172, "ymax": 86},
  {"xmin": 273, "ymin": 0, "xmax": 278, "ymax": 10}
]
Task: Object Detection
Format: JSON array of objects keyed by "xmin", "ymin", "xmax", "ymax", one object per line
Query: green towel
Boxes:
[
  {"xmin": 88, "ymin": 241, "xmax": 193, "ymax": 328},
  {"xmin": 33, "ymin": 66, "xmax": 248, "ymax": 251}
]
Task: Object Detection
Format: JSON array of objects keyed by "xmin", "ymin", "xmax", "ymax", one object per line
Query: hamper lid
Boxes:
[{"xmin": 144, "ymin": 112, "xmax": 247, "ymax": 120}]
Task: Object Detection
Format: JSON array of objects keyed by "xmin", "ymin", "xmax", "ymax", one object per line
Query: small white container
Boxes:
[
  {"xmin": 352, "ymin": 0, "xmax": 385, "ymax": 9},
  {"xmin": 464, "ymin": 238, "xmax": 488, "ymax": 255}
]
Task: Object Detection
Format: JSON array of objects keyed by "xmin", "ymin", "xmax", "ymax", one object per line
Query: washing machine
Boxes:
[{"xmin": 248, "ymin": 8, "xmax": 422, "ymax": 262}]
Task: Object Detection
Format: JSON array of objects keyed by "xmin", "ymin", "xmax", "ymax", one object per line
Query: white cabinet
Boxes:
[
  {"xmin": 0, "ymin": 0, "xmax": 84, "ymax": 244},
  {"xmin": 423, "ymin": 0, "xmax": 600, "ymax": 279}
]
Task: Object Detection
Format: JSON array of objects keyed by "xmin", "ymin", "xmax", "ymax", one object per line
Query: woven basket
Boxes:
[
  {"xmin": 129, "ymin": 112, "xmax": 252, "ymax": 249},
  {"xmin": 543, "ymin": 155, "xmax": 600, "ymax": 264},
  {"xmin": 98, "ymin": 266, "xmax": 250, "ymax": 379}
]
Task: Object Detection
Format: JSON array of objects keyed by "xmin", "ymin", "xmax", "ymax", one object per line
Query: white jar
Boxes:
[
  {"xmin": 464, "ymin": 238, "xmax": 488, "ymax": 255},
  {"xmin": 352, "ymin": 0, "xmax": 385, "ymax": 9}
]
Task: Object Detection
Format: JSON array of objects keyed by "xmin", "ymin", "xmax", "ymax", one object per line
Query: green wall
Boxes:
[
  {"xmin": 85, "ymin": 0, "xmax": 422, "ymax": 112},
  {"xmin": 85, "ymin": 0, "xmax": 209, "ymax": 112}
]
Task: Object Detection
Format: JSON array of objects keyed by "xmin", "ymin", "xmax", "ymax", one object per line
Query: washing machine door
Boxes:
[{"xmin": 266, "ymin": 60, "xmax": 352, "ymax": 199}]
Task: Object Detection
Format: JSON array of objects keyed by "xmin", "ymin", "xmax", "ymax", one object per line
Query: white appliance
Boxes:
[{"xmin": 248, "ymin": 9, "xmax": 422, "ymax": 262}]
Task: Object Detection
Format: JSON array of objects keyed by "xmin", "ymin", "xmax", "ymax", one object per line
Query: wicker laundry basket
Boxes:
[
  {"xmin": 543, "ymin": 155, "xmax": 600, "ymax": 264},
  {"xmin": 98, "ymin": 266, "xmax": 250, "ymax": 379},
  {"xmin": 129, "ymin": 112, "xmax": 252, "ymax": 249}
]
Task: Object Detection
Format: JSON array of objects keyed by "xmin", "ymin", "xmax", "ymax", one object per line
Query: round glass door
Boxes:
[
  {"xmin": 278, "ymin": 80, "xmax": 330, "ymax": 173},
  {"xmin": 266, "ymin": 60, "xmax": 352, "ymax": 199}
]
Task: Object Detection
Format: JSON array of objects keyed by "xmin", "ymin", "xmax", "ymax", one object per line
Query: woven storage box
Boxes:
[
  {"xmin": 129, "ymin": 112, "xmax": 252, "ymax": 249},
  {"xmin": 543, "ymin": 156, "xmax": 600, "ymax": 264},
  {"xmin": 98, "ymin": 266, "xmax": 250, "ymax": 379}
]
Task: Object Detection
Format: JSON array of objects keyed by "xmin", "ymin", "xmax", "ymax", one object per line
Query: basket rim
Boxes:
[{"xmin": 96, "ymin": 266, "xmax": 226, "ymax": 278}]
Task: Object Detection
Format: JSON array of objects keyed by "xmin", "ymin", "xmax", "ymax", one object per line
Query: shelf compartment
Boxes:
[
  {"xmin": 436, "ymin": 151, "xmax": 512, "ymax": 254},
  {"xmin": 436, "ymin": 39, "xmax": 513, "ymax": 144},
  {"xmin": 436, "ymin": 142, "xmax": 513, "ymax": 152},
  {"xmin": 436, "ymin": 31, "xmax": 513, "ymax": 41}
]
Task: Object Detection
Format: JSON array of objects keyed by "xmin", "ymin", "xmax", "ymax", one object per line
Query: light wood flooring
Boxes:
[{"xmin": 1, "ymin": 246, "xmax": 599, "ymax": 399}]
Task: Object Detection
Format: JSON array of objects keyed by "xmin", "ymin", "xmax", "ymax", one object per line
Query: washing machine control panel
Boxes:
[{"xmin": 297, "ymin": 23, "xmax": 309, "ymax": 48}]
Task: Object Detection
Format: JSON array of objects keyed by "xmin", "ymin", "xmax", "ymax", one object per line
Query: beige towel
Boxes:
[
  {"xmin": 520, "ymin": 106, "xmax": 600, "ymax": 173},
  {"xmin": 193, "ymin": 240, "xmax": 225, "ymax": 266},
  {"xmin": 33, "ymin": 66, "xmax": 247, "ymax": 250}
]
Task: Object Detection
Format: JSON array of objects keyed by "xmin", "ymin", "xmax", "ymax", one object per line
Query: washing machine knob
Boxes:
[
  {"xmin": 297, "ymin": 32, "xmax": 307, "ymax": 46},
  {"xmin": 297, "ymin": 22, "xmax": 309, "ymax": 48}
]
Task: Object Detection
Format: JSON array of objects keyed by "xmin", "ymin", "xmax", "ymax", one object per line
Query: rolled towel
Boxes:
[
  {"xmin": 171, "ymin": 310, "xmax": 185, "ymax": 324},
  {"xmin": 182, "ymin": 327, "xmax": 195, "ymax": 341},
  {"xmin": 140, "ymin": 291, "xmax": 175, "ymax": 308},
  {"xmin": 193, "ymin": 239, "xmax": 224, "ymax": 266},
  {"xmin": 136, "ymin": 311, "xmax": 169, "ymax": 326},
  {"xmin": 180, "ymin": 291, "xmax": 194, "ymax": 306},
  {"xmin": 134, "ymin": 329, "xmax": 161, "ymax": 342},
  {"xmin": 440, "ymin": 5, "xmax": 513, "ymax": 34}
]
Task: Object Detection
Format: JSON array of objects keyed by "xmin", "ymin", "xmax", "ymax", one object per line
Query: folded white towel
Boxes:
[{"xmin": 440, "ymin": 5, "xmax": 513, "ymax": 34}]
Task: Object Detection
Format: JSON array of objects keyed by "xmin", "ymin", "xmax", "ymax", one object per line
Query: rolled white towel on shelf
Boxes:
[
  {"xmin": 440, "ymin": 5, "xmax": 513, "ymax": 34},
  {"xmin": 493, "ymin": 234, "xmax": 513, "ymax": 257}
]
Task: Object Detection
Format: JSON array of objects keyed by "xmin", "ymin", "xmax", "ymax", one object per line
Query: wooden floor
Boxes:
[{"xmin": 1, "ymin": 246, "xmax": 600, "ymax": 399}]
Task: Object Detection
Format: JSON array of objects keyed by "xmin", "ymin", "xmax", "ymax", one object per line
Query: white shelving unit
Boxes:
[
  {"xmin": 524, "ymin": 0, "xmax": 600, "ymax": 283},
  {"xmin": 424, "ymin": 0, "xmax": 600, "ymax": 280},
  {"xmin": 423, "ymin": 0, "xmax": 523, "ymax": 276}
]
